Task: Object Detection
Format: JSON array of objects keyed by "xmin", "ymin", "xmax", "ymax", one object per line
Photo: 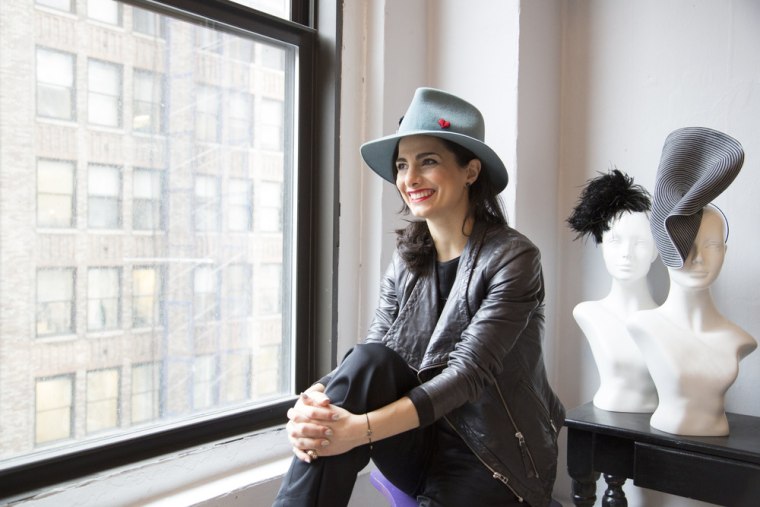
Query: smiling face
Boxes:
[
  {"xmin": 601, "ymin": 211, "xmax": 658, "ymax": 282},
  {"xmin": 668, "ymin": 206, "xmax": 727, "ymax": 290},
  {"xmin": 395, "ymin": 135, "xmax": 479, "ymax": 226}
]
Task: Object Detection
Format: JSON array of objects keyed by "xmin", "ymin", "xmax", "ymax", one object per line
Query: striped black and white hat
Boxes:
[{"xmin": 651, "ymin": 127, "xmax": 743, "ymax": 268}]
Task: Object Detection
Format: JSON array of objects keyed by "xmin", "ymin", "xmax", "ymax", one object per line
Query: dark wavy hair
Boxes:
[
  {"xmin": 566, "ymin": 168, "xmax": 651, "ymax": 244},
  {"xmin": 392, "ymin": 138, "xmax": 508, "ymax": 274}
]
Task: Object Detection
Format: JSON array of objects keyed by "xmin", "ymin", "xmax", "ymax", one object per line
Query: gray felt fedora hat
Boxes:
[
  {"xmin": 650, "ymin": 127, "xmax": 743, "ymax": 268},
  {"xmin": 360, "ymin": 87, "xmax": 509, "ymax": 192}
]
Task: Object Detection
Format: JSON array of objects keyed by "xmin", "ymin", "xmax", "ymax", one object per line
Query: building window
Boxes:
[
  {"xmin": 195, "ymin": 26, "xmax": 222, "ymax": 53},
  {"xmin": 259, "ymin": 98, "xmax": 284, "ymax": 150},
  {"xmin": 133, "ymin": 169, "xmax": 164, "ymax": 230},
  {"xmin": 194, "ymin": 266, "xmax": 219, "ymax": 321},
  {"xmin": 88, "ymin": 164, "xmax": 122, "ymax": 229},
  {"xmin": 36, "ymin": 0, "xmax": 75, "ymax": 13},
  {"xmin": 37, "ymin": 158, "xmax": 75, "ymax": 228},
  {"xmin": 226, "ymin": 263, "xmax": 252, "ymax": 318},
  {"xmin": 87, "ymin": 267, "xmax": 121, "ymax": 331},
  {"xmin": 257, "ymin": 181, "xmax": 282, "ymax": 232},
  {"xmin": 88, "ymin": 59, "xmax": 122, "ymax": 127},
  {"xmin": 132, "ymin": 266, "xmax": 162, "ymax": 328},
  {"xmin": 228, "ymin": 92, "xmax": 252, "ymax": 145},
  {"xmin": 193, "ymin": 355, "xmax": 217, "ymax": 410},
  {"xmin": 195, "ymin": 85, "xmax": 220, "ymax": 143},
  {"xmin": 35, "ymin": 375, "xmax": 74, "ymax": 445},
  {"xmin": 228, "ymin": 178, "xmax": 252, "ymax": 231},
  {"xmin": 133, "ymin": 6, "xmax": 165, "ymax": 38},
  {"xmin": 257, "ymin": 263, "xmax": 281, "ymax": 315},
  {"xmin": 194, "ymin": 175, "xmax": 220, "ymax": 231},
  {"xmin": 36, "ymin": 47, "xmax": 75, "ymax": 120},
  {"xmin": 259, "ymin": 41, "xmax": 286, "ymax": 70},
  {"xmin": 131, "ymin": 363, "xmax": 160, "ymax": 424},
  {"xmin": 36, "ymin": 268, "xmax": 75, "ymax": 337},
  {"xmin": 133, "ymin": 70, "xmax": 165, "ymax": 134},
  {"xmin": 88, "ymin": 0, "xmax": 121, "ymax": 25},
  {"xmin": 86, "ymin": 369, "xmax": 120, "ymax": 434},
  {"xmin": 221, "ymin": 353, "xmax": 250, "ymax": 404}
]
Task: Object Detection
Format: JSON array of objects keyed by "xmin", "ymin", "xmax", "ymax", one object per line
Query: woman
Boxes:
[
  {"xmin": 567, "ymin": 169, "xmax": 659, "ymax": 412},
  {"xmin": 274, "ymin": 87, "xmax": 564, "ymax": 506}
]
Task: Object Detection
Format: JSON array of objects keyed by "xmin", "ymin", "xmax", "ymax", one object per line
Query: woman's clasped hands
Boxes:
[{"xmin": 286, "ymin": 387, "xmax": 366, "ymax": 463}]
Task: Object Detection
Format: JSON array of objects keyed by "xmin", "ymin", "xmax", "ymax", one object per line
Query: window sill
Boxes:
[{"xmin": 6, "ymin": 426, "xmax": 292, "ymax": 506}]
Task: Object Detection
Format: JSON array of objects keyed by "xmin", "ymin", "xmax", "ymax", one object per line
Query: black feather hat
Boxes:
[{"xmin": 567, "ymin": 169, "xmax": 652, "ymax": 244}]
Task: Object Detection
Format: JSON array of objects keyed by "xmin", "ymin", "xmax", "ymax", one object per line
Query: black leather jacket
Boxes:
[{"xmin": 365, "ymin": 221, "xmax": 565, "ymax": 506}]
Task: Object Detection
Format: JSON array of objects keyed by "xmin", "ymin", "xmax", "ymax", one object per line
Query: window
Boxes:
[
  {"xmin": 88, "ymin": 59, "xmax": 122, "ymax": 127},
  {"xmin": 194, "ymin": 266, "xmax": 219, "ymax": 321},
  {"xmin": 87, "ymin": 267, "xmax": 121, "ymax": 331},
  {"xmin": 228, "ymin": 178, "xmax": 252, "ymax": 231},
  {"xmin": 194, "ymin": 175, "xmax": 220, "ymax": 231},
  {"xmin": 132, "ymin": 266, "xmax": 162, "ymax": 328},
  {"xmin": 131, "ymin": 363, "xmax": 160, "ymax": 424},
  {"xmin": 257, "ymin": 263, "xmax": 281, "ymax": 315},
  {"xmin": 133, "ymin": 169, "xmax": 164, "ymax": 230},
  {"xmin": 88, "ymin": 0, "xmax": 121, "ymax": 25},
  {"xmin": 259, "ymin": 98, "xmax": 284, "ymax": 150},
  {"xmin": 195, "ymin": 85, "xmax": 220, "ymax": 143},
  {"xmin": 86, "ymin": 369, "xmax": 120, "ymax": 433},
  {"xmin": 1, "ymin": 0, "xmax": 327, "ymax": 497},
  {"xmin": 36, "ymin": 0, "xmax": 74, "ymax": 13},
  {"xmin": 88, "ymin": 164, "xmax": 122, "ymax": 228},
  {"xmin": 35, "ymin": 375, "xmax": 74, "ymax": 445},
  {"xmin": 36, "ymin": 268, "xmax": 75, "ymax": 337},
  {"xmin": 133, "ymin": 6, "xmax": 165, "ymax": 37},
  {"xmin": 36, "ymin": 47, "xmax": 75, "ymax": 120},
  {"xmin": 193, "ymin": 355, "xmax": 217, "ymax": 410},
  {"xmin": 133, "ymin": 70, "xmax": 165, "ymax": 134},
  {"xmin": 37, "ymin": 158, "xmax": 75, "ymax": 228},
  {"xmin": 226, "ymin": 263, "xmax": 252, "ymax": 318},
  {"xmin": 228, "ymin": 92, "xmax": 252, "ymax": 145},
  {"xmin": 257, "ymin": 181, "xmax": 282, "ymax": 232}
]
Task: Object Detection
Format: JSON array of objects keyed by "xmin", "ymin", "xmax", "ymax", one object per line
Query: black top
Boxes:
[{"xmin": 436, "ymin": 256, "xmax": 460, "ymax": 313}]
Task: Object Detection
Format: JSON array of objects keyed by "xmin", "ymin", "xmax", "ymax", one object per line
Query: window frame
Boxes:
[{"xmin": 1, "ymin": 0, "xmax": 329, "ymax": 497}]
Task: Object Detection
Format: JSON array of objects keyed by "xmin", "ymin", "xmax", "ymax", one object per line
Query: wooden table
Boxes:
[{"xmin": 565, "ymin": 402, "xmax": 760, "ymax": 506}]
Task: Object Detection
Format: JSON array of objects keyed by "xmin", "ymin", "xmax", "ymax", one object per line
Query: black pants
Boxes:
[{"xmin": 272, "ymin": 343, "xmax": 523, "ymax": 507}]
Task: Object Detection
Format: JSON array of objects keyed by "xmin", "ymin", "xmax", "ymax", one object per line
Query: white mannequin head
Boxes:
[
  {"xmin": 667, "ymin": 205, "xmax": 728, "ymax": 290},
  {"xmin": 601, "ymin": 211, "xmax": 658, "ymax": 283}
]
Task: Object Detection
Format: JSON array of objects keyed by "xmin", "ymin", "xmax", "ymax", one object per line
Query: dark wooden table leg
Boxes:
[
  {"xmin": 571, "ymin": 471, "xmax": 600, "ymax": 507},
  {"xmin": 602, "ymin": 474, "xmax": 627, "ymax": 507}
]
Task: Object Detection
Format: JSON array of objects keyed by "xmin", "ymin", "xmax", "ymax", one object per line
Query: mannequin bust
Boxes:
[
  {"xmin": 573, "ymin": 210, "xmax": 659, "ymax": 412},
  {"xmin": 626, "ymin": 205, "xmax": 757, "ymax": 435}
]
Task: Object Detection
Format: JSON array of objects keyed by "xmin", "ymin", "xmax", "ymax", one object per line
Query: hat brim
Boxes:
[{"xmin": 360, "ymin": 130, "xmax": 509, "ymax": 193}]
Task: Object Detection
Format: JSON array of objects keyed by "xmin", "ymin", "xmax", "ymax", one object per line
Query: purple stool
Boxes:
[{"xmin": 369, "ymin": 469, "xmax": 417, "ymax": 507}]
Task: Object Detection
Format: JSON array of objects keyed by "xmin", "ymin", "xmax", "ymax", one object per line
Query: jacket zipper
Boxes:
[
  {"xmin": 492, "ymin": 378, "xmax": 540, "ymax": 479},
  {"xmin": 522, "ymin": 380, "xmax": 558, "ymax": 434},
  {"xmin": 443, "ymin": 417, "xmax": 524, "ymax": 503},
  {"xmin": 416, "ymin": 365, "xmax": 526, "ymax": 501}
]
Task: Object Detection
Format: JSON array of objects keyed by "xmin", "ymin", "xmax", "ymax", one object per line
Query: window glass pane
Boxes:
[
  {"xmin": 88, "ymin": 0, "xmax": 120, "ymax": 25},
  {"xmin": 133, "ymin": 70, "xmax": 164, "ymax": 134},
  {"xmin": 35, "ymin": 375, "xmax": 74, "ymax": 444},
  {"xmin": 88, "ymin": 165, "xmax": 121, "ymax": 228},
  {"xmin": 228, "ymin": 0, "xmax": 290, "ymax": 20},
  {"xmin": 132, "ymin": 266, "xmax": 162, "ymax": 328},
  {"xmin": 36, "ymin": 47, "xmax": 75, "ymax": 120},
  {"xmin": 133, "ymin": 7, "xmax": 164, "ymax": 38},
  {"xmin": 228, "ymin": 178, "xmax": 252, "ymax": 231},
  {"xmin": 133, "ymin": 169, "xmax": 163, "ymax": 230},
  {"xmin": 36, "ymin": 268, "xmax": 75, "ymax": 336},
  {"xmin": 2, "ymin": 1, "xmax": 298, "ymax": 466},
  {"xmin": 131, "ymin": 363, "xmax": 160, "ymax": 424},
  {"xmin": 87, "ymin": 268, "xmax": 121, "ymax": 331},
  {"xmin": 37, "ymin": 0, "xmax": 74, "ymax": 13},
  {"xmin": 88, "ymin": 60, "xmax": 122, "ymax": 127},
  {"xmin": 86, "ymin": 369, "xmax": 120, "ymax": 433},
  {"xmin": 37, "ymin": 159, "xmax": 75, "ymax": 227}
]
